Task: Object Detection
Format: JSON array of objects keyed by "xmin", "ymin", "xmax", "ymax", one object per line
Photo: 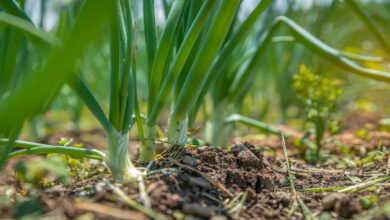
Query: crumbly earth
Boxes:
[
  {"xmin": 0, "ymin": 111, "xmax": 389, "ymax": 219},
  {"xmin": 1, "ymin": 137, "xmax": 389, "ymax": 220}
]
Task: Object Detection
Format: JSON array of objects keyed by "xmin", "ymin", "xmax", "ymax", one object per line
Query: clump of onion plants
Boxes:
[
  {"xmin": 139, "ymin": 0, "xmax": 244, "ymax": 161},
  {"xmin": 293, "ymin": 64, "xmax": 343, "ymax": 163},
  {"xmin": 190, "ymin": 0, "xmax": 390, "ymax": 147},
  {"xmin": 69, "ymin": 0, "xmax": 137, "ymax": 179},
  {"xmin": 0, "ymin": 0, "xmax": 136, "ymax": 180}
]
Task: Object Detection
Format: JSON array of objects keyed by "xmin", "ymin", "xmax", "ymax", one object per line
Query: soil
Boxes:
[{"xmin": 0, "ymin": 113, "xmax": 389, "ymax": 219}]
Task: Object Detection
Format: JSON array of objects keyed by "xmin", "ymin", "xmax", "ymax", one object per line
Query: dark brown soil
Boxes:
[
  {"xmin": 1, "ymin": 135, "xmax": 389, "ymax": 220},
  {"xmin": 1, "ymin": 112, "xmax": 390, "ymax": 219}
]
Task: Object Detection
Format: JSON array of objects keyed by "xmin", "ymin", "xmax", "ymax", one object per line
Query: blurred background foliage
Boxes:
[{"xmin": 1, "ymin": 0, "xmax": 389, "ymax": 143}]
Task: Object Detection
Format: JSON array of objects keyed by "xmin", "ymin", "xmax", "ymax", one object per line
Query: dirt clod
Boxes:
[
  {"xmin": 322, "ymin": 193, "xmax": 348, "ymax": 211},
  {"xmin": 2, "ymin": 133, "xmax": 389, "ymax": 220},
  {"xmin": 322, "ymin": 193, "xmax": 363, "ymax": 218},
  {"xmin": 182, "ymin": 203, "xmax": 213, "ymax": 218},
  {"xmin": 237, "ymin": 148, "xmax": 262, "ymax": 169},
  {"xmin": 210, "ymin": 215, "xmax": 228, "ymax": 220},
  {"xmin": 182, "ymin": 156, "xmax": 199, "ymax": 167},
  {"xmin": 188, "ymin": 176, "xmax": 212, "ymax": 190},
  {"xmin": 275, "ymin": 191, "xmax": 291, "ymax": 207}
]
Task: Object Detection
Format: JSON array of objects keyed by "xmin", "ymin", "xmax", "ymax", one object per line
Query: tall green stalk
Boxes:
[
  {"xmin": 143, "ymin": 0, "xmax": 157, "ymax": 80},
  {"xmin": 139, "ymin": 0, "xmax": 188, "ymax": 162},
  {"xmin": 139, "ymin": 0, "xmax": 216, "ymax": 162},
  {"xmin": 168, "ymin": 0, "xmax": 241, "ymax": 145},
  {"xmin": 105, "ymin": 0, "xmax": 136, "ymax": 179}
]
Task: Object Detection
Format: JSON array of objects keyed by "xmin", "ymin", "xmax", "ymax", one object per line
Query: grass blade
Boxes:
[
  {"xmin": 0, "ymin": 0, "xmax": 114, "ymax": 134},
  {"xmin": 0, "ymin": 0, "xmax": 32, "ymax": 23},
  {"xmin": 119, "ymin": 0, "xmax": 135, "ymax": 132},
  {"xmin": 196, "ymin": 0, "xmax": 272, "ymax": 110},
  {"xmin": 225, "ymin": 114, "xmax": 282, "ymax": 135},
  {"xmin": 0, "ymin": 28, "xmax": 22, "ymax": 94},
  {"xmin": 148, "ymin": 0, "xmax": 187, "ymax": 115},
  {"xmin": 169, "ymin": 0, "xmax": 242, "ymax": 143},
  {"xmin": 171, "ymin": 0, "xmax": 242, "ymax": 121},
  {"xmin": 68, "ymin": 76, "xmax": 112, "ymax": 133},
  {"xmin": 147, "ymin": 0, "xmax": 216, "ymax": 125},
  {"xmin": 108, "ymin": 0, "xmax": 124, "ymax": 130},
  {"xmin": 0, "ymin": 12, "xmax": 61, "ymax": 45},
  {"xmin": 8, "ymin": 146, "xmax": 105, "ymax": 161},
  {"xmin": 143, "ymin": 0, "xmax": 157, "ymax": 80}
]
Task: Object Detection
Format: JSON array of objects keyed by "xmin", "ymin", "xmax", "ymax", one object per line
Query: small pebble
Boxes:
[
  {"xmin": 322, "ymin": 193, "xmax": 347, "ymax": 211},
  {"xmin": 211, "ymin": 216, "xmax": 228, "ymax": 220},
  {"xmin": 182, "ymin": 203, "xmax": 212, "ymax": 218},
  {"xmin": 189, "ymin": 177, "xmax": 212, "ymax": 190},
  {"xmin": 237, "ymin": 149, "xmax": 261, "ymax": 168},
  {"xmin": 182, "ymin": 156, "xmax": 199, "ymax": 166}
]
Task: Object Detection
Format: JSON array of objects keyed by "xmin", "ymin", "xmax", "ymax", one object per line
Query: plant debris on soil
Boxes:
[
  {"xmin": 1, "ymin": 125, "xmax": 390, "ymax": 220},
  {"xmin": 1, "ymin": 111, "xmax": 389, "ymax": 220}
]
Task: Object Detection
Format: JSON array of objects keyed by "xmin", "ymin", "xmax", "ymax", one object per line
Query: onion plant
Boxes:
[
  {"xmin": 66, "ymin": 0, "xmax": 138, "ymax": 179},
  {"xmin": 1, "ymin": 0, "xmax": 389, "ymax": 179},
  {"xmin": 166, "ymin": 0, "xmax": 242, "ymax": 146},
  {"xmin": 139, "ymin": 0, "xmax": 244, "ymax": 161},
  {"xmin": 0, "ymin": 0, "xmax": 122, "ymax": 175},
  {"xmin": 226, "ymin": 15, "xmax": 390, "ymax": 103},
  {"xmin": 190, "ymin": 0, "xmax": 390, "ymax": 146}
]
